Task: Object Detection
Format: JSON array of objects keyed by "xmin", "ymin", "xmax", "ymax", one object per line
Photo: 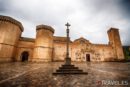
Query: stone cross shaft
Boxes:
[{"xmin": 65, "ymin": 22, "xmax": 71, "ymax": 65}]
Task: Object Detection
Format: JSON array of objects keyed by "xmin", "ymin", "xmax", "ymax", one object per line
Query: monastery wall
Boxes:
[
  {"xmin": 92, "ymin": 44, "xmax": 115, "ymax": 61},
  {"xmin": 15, "ymin": 38, "xmax": 34, "ymax": 61},
  {"xmin": 53, "ymin": 42, "xmax": 66, "ymax": 61},
  {"xmin": 0, "ymin": 16, "xmax": 23, "ymax": 62},
  {"xmin": 53, "ymin": 36, "xmax": 72, "ymax": 61},
  {"xmin": 71, "ymin": 37, "xmax": 92, "ymax": 62},
  {"xmin": 0, "ymin": 15, "xmax": 125, "ymax": 62}
]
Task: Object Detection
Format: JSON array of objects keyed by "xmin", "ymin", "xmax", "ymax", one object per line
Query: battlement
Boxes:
[
  {"xmin": 0, "ymin": 15, "xmax": 24, "ymax": 32},
  {"xmin": 36, "ymin": 24, "xmax": 54, "ymax": 33}
]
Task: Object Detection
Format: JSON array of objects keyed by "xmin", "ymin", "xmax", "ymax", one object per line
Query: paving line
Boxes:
[{"xmin": 0, "ymin": 67, "xmax": 41, "ymax": 84}]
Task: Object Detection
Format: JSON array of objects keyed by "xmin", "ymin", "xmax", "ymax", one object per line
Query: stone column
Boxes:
[{"xmin": 65, "ymin": 22, "xmax": 71, "ymax": 65}]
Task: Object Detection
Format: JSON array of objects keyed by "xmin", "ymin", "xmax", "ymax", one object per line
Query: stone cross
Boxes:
[
  {"xmin": 53, "ymin": 22, "xmax": 88, "ymax": 75},
  {"xmin": 65, "ymin": 22, "xmax": 71, "ymax": 29},
  {"xmin": 65, "ymin": 22, "xmax": 71, "ymax": 65}
]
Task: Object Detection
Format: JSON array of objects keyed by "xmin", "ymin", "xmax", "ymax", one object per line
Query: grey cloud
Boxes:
[
  {"xmin": 119, "ymin": 0, "xmax": 130, "ymax": 16},
  {"xmin": 0, "ymin": 0, "xmax": 7, "ymax": 12},
  {"xmin": 0, "ymin": 0, "xmax": 129, "ymax": 45}
]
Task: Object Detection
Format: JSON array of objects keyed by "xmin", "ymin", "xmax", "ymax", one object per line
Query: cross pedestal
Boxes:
[
  {"xmin": 53, "ymin": 22, "xmax": 88, "ymax": 75},
  {"xmin": 65, "ymin": 57, "xmax": 71, "ymax": 65}
]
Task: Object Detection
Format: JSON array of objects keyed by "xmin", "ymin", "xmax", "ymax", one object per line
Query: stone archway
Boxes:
[
  {"xmin": 21, "ymin": 51, "xmax": 29, "ymax": 62},
  {"xmin": 86, "ymin": 54, "xmax": 90, "ymax": 62}
]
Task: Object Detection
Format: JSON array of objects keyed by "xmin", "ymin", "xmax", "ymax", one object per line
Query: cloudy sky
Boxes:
[{"xmin": 0, "ymin": 0, "xmax": 130, "ymax": 45}]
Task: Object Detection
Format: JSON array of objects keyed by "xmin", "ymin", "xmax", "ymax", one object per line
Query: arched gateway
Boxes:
[{"xmin": 21, "ymin": 51, "xmax": 29, "ymax": 62}]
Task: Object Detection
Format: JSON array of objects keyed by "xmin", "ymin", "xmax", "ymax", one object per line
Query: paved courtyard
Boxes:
[{"xmin": 0, "ymin": 62, "xmax": 130, "ymax": 87}]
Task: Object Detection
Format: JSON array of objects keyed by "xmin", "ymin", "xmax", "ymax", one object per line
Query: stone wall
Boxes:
[
  {"xmin": 53, "ymin": 36, "xmax": 72, "ymax": 62},
  {"xmin": 32, "ymin": 25, "xmax": 54, "ymax": 62},
  {"xmin": 0, "ymin": 15, "xmax": 23, "ymax": 62},
  {"xmin": 53, "ymin": 36, "xmax": 124, "ymax": 62},
  {"xmin": 71, "ymin": 37, "xmax": 92, "ymax": 62},
  {"xmin": 92, "ymin": 44, "xmax": 114, "ymax": 61},
  {"xmin": 15, "ymin": 39, "xmax": 34, "ymax": 61},
  {"xmin": 0, "ymin": 15, "xmax": 125, "ymax": 62},
  {"xmin": 53, "ymin": 42, "xmax": 66, "ymax": 61}
]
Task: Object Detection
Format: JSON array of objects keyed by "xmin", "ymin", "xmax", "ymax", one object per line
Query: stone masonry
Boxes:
[{"xmin": 0, "ymin": 15, "xmax": 125, "ymax": 62}]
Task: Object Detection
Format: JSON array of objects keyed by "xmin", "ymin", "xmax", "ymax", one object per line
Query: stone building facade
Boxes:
[{"xmin": 0, "ymin": 15, "xmax": 125, "ymax": 62}]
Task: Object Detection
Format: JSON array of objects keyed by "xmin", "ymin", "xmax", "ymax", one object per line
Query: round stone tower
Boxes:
[
  {"xmin": 0, "ymin": 15, "xmax": 23, "ymax": 62},
  {"xmin": 32, "ymin": 25, "xmax": 54, "ymax": 62}
]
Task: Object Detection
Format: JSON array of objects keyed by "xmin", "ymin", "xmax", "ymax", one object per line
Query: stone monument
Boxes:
[{"xmin": 53, "ymin": 22, "xmax": 88, "ymax": 74}]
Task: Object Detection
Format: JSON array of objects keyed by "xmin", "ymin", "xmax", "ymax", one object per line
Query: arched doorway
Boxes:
[
  {"xmin": 86, "ymin": 54, "xmax": 90, "ymax": 62},
  {"xmin": 21, "ymin": 51, "xmax": 29, "ymax": 62}
]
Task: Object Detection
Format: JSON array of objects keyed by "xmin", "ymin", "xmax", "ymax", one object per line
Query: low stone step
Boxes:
[
  {"xmin": 57, "ymin": 68, "xmax": 82, "ymax": 70},
  {"xmin": 61, "ymin": 65, "xmax": 76, "ymax": 68},
  {"xmin": 53, "ymin": 72, "xmax": 88, "ymax": 75},
  {"xmin": 53, "ymin": 64, "xmax": 88, "ymax": 75},
  {"xmin": 56, "ymin": 69, "xmax": 83, "ymax": 72},
  {"xmin": 62, "ymin": 64, "xmax": 75, "ymax": 67},
  {"xmin": 59, "ymin": 67, "xmax": 79, "ymax": 69}
]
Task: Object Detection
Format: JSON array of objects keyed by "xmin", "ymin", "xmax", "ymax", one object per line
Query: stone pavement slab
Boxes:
[{"xmin": 0, "ymin": 62, "xmax": 129, "ymax": 87}]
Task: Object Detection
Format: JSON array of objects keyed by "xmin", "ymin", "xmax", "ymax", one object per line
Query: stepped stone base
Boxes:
[{"xmin": 53, "ymin": 64, "xmax": 88, "ymax": 75}]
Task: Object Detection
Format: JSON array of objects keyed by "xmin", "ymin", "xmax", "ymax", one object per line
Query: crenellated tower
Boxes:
[
  {"xmin": 32, "ymin": 25, "xmax": 54, "ymax": 62},
  {"xmin": 0, "ymin": 15, "xmax": 23, "ymax": 62},
  {"xmin": 107, "ymin": 28, "xmax": 124, "ymax": 60}
]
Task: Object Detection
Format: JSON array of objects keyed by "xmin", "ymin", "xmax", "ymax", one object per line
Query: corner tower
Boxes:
[
  {"xmin": 32, "ymin": 25, "xmax": 54, "ymax": 62},
  {"xmin": 0, "ymin": 15, "xmax": 23, "ymax": 62},
  {"xmin": 107, "ymin": 28, "xmax": 124, "ymax": 60}
]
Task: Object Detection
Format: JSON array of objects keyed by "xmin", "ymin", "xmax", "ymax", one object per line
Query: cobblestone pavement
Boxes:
[{"xmin": 0, "ymin": 62, "xmax": 130, "ymax": 87}]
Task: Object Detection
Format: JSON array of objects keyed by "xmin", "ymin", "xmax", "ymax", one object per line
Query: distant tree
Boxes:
[{"xmin": 123, "ymin": 46, "xmax": 130, "ymax": 60}]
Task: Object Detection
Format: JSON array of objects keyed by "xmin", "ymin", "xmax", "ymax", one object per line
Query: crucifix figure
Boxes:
[{"xmin": 65, "ymin": 22, "xmax": 71, "ymax": 65}]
